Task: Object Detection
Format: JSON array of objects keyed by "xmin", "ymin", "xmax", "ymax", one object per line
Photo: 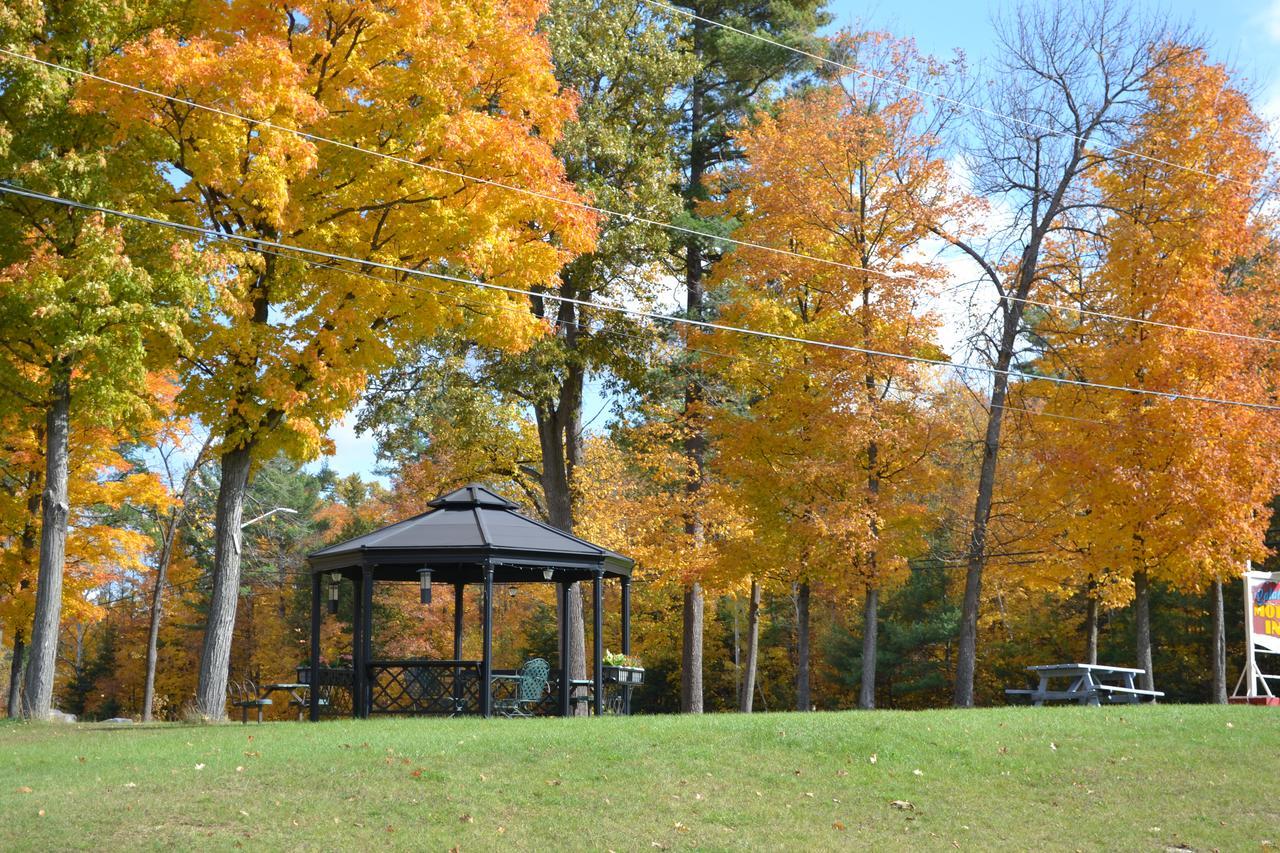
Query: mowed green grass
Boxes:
[{"xmin": 2, "ymin": 705, "xmax": 1277, "ymax": 851}]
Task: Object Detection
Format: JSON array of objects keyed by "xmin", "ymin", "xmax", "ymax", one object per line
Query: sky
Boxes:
[{"xmin": 316, "ymin": 0, "xmax": 1280, "ymax": 486}]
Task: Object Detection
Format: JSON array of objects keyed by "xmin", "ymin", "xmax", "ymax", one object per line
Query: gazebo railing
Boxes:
[
  {"xmin": 368, "ymin": 659, "xmax": 482, "ymax": 715},
  {"xmin": 308, "ymin": 666, "xmax": 355, "ymax": 718}
]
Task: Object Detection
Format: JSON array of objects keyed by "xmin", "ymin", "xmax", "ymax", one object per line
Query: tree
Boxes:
[
  {"xmin": 139, "ymin": 399, "xmax": 211, "ymax": 722},
  {"xmin": 929, "ymin": 0, "xmax": 1194, "ymax": 706},
  {"xmin": 0, "ymin": 386, "xmax": 173, "ymax": 716},
  {"xmin": 1011, "ymin": 47, "xmax": 1280, "ymax": 694},
  {"xmin": 667, "ymin": 0, "xmax": 829, "ymax": 714},
  {"xmin": 704, "ymin": 31, "xmax": 963, "ymax": 710},
  {"xmin": 88, "ymin": 0, "xmax": 596, "ymax": 718},
  {"xmin": 0, "ymin": 0, "xmax": 201, "ymax": 718}
]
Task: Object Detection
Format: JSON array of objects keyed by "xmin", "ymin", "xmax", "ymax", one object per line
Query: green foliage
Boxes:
[{"xmin": 827, "ymin": 562, "xmax": 961, "ymax": 709}]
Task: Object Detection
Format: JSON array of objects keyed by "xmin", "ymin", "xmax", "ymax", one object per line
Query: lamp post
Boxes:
[{"xmin": 234, "ymin": 506, "xmax": 298, "ymax": 554}]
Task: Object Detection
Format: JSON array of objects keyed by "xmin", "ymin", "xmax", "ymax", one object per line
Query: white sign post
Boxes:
[{"xmin": 1232, "ymin": 566, "xmax": 1280, "ymax": 704}]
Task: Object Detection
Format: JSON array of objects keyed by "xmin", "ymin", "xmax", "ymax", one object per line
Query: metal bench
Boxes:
[{"xmin": 228, "ymin": 678, "xmax": 272, "ymax": 723}]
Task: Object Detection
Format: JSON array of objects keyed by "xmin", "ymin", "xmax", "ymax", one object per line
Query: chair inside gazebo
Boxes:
[{"xmin": 304, "ymin": 485, "xmax": 635, "ymax": 719}]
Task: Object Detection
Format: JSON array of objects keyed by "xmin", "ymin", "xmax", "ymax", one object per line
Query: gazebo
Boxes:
[{"xmin": 304, "ymin": 484, "xmax": 634, "ymax": 719}]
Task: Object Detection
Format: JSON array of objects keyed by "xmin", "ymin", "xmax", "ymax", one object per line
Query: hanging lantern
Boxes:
[
  {"xmin": 328, "ymin": 572, "xmax": 341, "ymax": 615},
  {"xmin": 507, "ymin": 585, "xmax": 517, "ymax": 598},
  {"xmin": 542, "ymin": 568, "xmax": 554, "ymax": 581},
  {"xmin": 419, "ymin": 567, "xmax": 433, "ymax": 604}
]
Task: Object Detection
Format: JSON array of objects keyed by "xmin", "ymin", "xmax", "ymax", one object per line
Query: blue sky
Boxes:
[
  {"xmin": 317, "ymin": 0, "xmax": 1280, "ymax": 485},
  {"xmin": 831, "ymin": 0, "xmax": 1280, "ymax": 120}
]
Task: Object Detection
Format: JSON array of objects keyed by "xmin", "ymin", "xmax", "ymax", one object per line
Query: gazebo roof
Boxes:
[{"xmin": 307, "ymin": 484, "xmax": 633, "ymax": 582}]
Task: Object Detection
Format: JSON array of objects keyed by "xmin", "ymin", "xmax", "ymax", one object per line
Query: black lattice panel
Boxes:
[{"xmin": 369, "ymin": 664, "xmax": 481, "ymax": 715}]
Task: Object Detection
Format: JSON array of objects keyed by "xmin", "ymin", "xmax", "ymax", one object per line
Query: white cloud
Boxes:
[{"xmin": 1264, "ymin": 0, "xmax": 1280, "ymax": 43}]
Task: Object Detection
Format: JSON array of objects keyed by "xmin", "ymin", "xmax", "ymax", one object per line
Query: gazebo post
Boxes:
[
  {"xmin": 558, "ymin": 580, "xmax": 570, "ymax": 717},
  {"xmin": 309, "ymin": 571, "xmax": 321, "ymax": 722},
  {"xmin": 480, "ymin": 561, "xmax": 494, "ymax": 718},
  {"xmin": 360, "ymin": 567, "xmax": 373, "ymax": 718},
  {"xmin": 453, "ymin": 582, "xmax": 465, "ymax": 712},
  {"xmin": 621, "ymin": 575, "xmax": 631, "ymax": 716},
  {"xmin": 592, "ymin": 568, "xmax": 604, "ymax": 717},
  {"xmin": 453, "ymin": 583, "xmax": 465, "ymax": 660},
  {"xmin": 351, "ymin": 572, "xmax": 364, "ymax": 719}
]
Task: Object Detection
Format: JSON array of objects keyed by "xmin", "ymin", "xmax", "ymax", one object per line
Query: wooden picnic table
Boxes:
[{"xmin": 1006, "ymin": 663, "xmax": 1164, "ymax": 706}]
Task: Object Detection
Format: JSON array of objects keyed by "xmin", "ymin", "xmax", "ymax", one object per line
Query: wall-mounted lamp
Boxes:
[
  {"xmin": 327, "ymin": 571, "xmax": 341, "ymax": 614},
  {"xmin": 419, "ymin": 567, "xmax": 433, "ymax": 604}
]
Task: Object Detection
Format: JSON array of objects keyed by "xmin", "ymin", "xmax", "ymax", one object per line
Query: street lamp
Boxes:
[{"xmin": 234, "ymin": 506, "xmax": 298, "ymax": 555}]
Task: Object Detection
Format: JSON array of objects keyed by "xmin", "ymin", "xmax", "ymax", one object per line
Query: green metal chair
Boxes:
[{"xmin": 492, "ymin": 658, "xmax": 550, "ymax": 717}]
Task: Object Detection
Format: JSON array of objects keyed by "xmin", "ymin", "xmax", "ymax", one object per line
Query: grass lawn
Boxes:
[{"xmin": 2, "ymin": 705, "xmax": 1277, "ymax": 851}]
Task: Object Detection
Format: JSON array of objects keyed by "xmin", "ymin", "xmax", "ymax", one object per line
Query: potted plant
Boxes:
[{"xmin": 601, "ymin": 650, "xmax": 644, "ymax": 685}]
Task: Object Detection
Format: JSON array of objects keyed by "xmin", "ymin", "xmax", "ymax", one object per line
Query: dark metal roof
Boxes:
[{"xmin": 307, "ymin": 483, "xmax": 632, "ymax": 581}]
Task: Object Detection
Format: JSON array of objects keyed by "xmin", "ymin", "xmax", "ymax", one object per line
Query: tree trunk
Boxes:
[
  {"xmin": 7, "ymin": 630, "xmax": 25, "ymax": 718},
  {"xmin": 22, "ymin": 377, "xmax": 71, "ymax": 719},
  {"xmin": 795, "ymin": 581, "xmax": 810, "ymax": 711},
  {"xmin": 677, "ymin": 17, "xmax": 709, "ymax": 716},
  {"xmin": 142, "ymin": 515, "xmax": 180, "ymax": 722},
  {"xmin": 1085, "ymin": 594, "xmax": 1099, "ymax": 666},
  {"xmin": 1211, "ymin": 578, "xmax": 1227, "ymax": 704},
  {"xmin": 740, "ymin": 578, "xmax": 760, "ymax": 713},
  {"xmin": 194, "ymin": 442, "xmax": 254, "ymax": 719},
  {"xmin": 1133, "ymin": 569, "xmax": 1154, "ymax": 693},
  {"xmin": 534, "ymin": 371, "xmax": 587, "ymax": 712},
  {"xmin": 859, "ymin": 584, "xmax": 879, "ymax": 709},
  {"xmin": 681, "ymin": 582, "xmax": 704, "ymax": 713},
  {"xmin": 953, "ymin": 302, "xmax": 1023, "ymax": 708}
]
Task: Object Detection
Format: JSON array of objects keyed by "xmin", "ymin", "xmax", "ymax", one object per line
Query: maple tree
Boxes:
[
  {"xmin": 1010, "ymin": 47, "xmax": 1280, "ymax": 693},
  {"xmin": 0, "ymin": 0, "xmax": 203, "ymax": 718},
  {"xmin": 704, "ymin": 32, "xmax": 963, "ymax": 710},
  {"xmin": 0, "ymin": 379, "xmax": 174, "ymax": 716},
  {"xmin": 666, "ymin": 0, "xmax": 830, "ymax": 714},
  {"xmin": 85, "ymin": 0, "xmax": 596, "ymax": 718}
]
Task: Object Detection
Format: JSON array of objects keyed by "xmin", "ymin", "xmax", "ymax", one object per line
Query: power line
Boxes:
[
  {"xmin": 640, "ymin": 0, "xmax": 1253, "ymax": 190},
  {"xmin": 1, "ymin": 47, "xmax": 1272, "ymax": 350},
  {"xmin": 247, "ymin": 242, "xmax": 1112, "ymax": 433},
  {"xmin": 3, "ymin": 182, "xmax": 1277, "ymax": 414}
]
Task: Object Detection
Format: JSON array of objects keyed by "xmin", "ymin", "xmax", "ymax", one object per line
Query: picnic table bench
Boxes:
[{"xmin": 1006, "ymin": 663, "xmax": 1164, "ymax": 706}]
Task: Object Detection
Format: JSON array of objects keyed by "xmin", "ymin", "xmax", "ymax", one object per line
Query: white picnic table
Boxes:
[{"xmin": 1006, "ymin": 663, "xmax": 1164, "ymax": 705}]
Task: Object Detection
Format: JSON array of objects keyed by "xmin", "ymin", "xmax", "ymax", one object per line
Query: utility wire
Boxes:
[
  {"xmin": 247, "ymin": 241, "xmax": 1108, "ymax": 431},
  {"xmin": 3, "ymin": 182, "xmax": 1277, "ymax": 414},
  {"xmin": 1, "ymin": 47, "xmax": 1273, "ymax": 349},
  {"xmin": 640, "ymin": 0, "xmax": 1254, "ymax": 189}
]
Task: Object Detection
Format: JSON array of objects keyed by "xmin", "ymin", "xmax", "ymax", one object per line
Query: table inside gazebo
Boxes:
[{"xmin": 304, "ymin": 484, "xmax": 636, "ymax": 719}]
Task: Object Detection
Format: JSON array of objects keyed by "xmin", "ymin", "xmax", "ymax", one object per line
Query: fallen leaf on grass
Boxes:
[
  {"xmin": 411, "ymin": 770, "xmax": 423, "ymax": 778},
  {"xmin": 837, "ymin": 769, "xmax": 849, "ymax": 777},
  {"xmin": 37, "ymin": 809, "xmax": 45, "ymax": 817},
  {"xmin": 17, "ymin": 786, "xmax": 32, "ymax": 794},
  {"xmin": 673, "ymin": 822, "xmax": 689, "ymax": 833},
  {"xmin": 869, "ymin": 754, "xmax": 878, "ymax": 765},
  {"xmin": 913, "ymin": 769, "xmax": 923, "ymax": 777},
  {"xmin": 890, "ymin": 800, "xmax": 914, "ymax": 811},
  {"xmin": 195, "ymin": 764, "xmax": 206, "ymax": 771},
  {"xmin": 123, "ymin": 782, "xmax": 137, "ymax": 788},
  {"xmin": 833, "ymin": 821, "xmax": 846, "ymax": 831},
  {"xmin": 460, "ymin": 814, "xmax": 474, "ymax": 824}
]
